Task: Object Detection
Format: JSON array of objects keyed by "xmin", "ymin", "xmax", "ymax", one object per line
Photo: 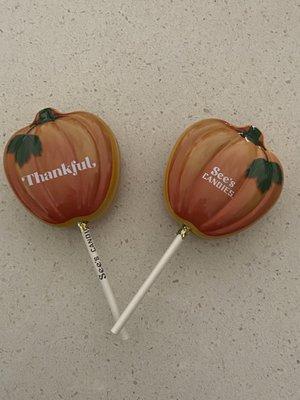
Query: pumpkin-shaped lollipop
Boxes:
[
  {"xmin": 165, "ymin": 119, "xmax": 283, "ymax": 236},
  {"xmin": 112, "ymin": 118, "xmax": 283, "ymax": 335},
  {"xmin": 4, "ymin": 108, "xmax": 119, "ymax": 225},
  {"xmin": 4, "ymin": 108, "xmax": 128, "ymax": 339}
]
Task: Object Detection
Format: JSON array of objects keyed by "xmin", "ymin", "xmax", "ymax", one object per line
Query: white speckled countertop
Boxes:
[{"xmin": 0, "ymin": 1, "xmax": 299, "ymax": 399}]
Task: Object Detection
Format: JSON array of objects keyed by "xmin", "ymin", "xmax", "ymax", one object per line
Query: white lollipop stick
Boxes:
[
  {"xmin": 111, "ymin": 225, "xmax": 190, "ymax": 335},
  {"xmin": 78, "ymin": 222, "xmax": 129, "ymax": 340}
]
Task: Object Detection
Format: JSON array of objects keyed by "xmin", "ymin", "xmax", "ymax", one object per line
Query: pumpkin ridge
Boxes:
[
  {"xmin": 176, "ymin": 121, "xmax": 229, "ymax": 186},
  {"xmin": 24, "ymin": 125, "xmax": 69, "ymax": 218},
  {"xmin": 13, "ymin": 183, "xmax": 51, "ymax": 222},
  {"xmin": 207, "ymin": 184, "xmax": 280, "ymax": 235},
  {"xmin": 68, "ymin": 114, "xmax": 104, "ymax": 210},
  {"xmin": 32, "ymin": 141, "xmax": 67, "ymax": 221},
  {"xmin": 173, "ymin": 121, "xmax": 223, "ymax": 174},
  {"xmin": 62, "ymin": 112, "xmax": 120, "ymax": 226},
  {"xmin": 200, "ymin": 144, "xmax": 265, "ymax": 233},
  {"xmin": 165, "ymin": 120, "xmax": 225, "ymax": 210},
  {"xmin": 54, "ymin": 118, "xmax": 86, "ymax": 215},
  {"xmin": 176, "ymin": 125, "xmax": 236, "ymax": 212},
  {"xmin": 176, "ymin": 130, "xmax": 217, "ymax": 210},
  {"xmin": 13, "ymin": 167, "xmax": 52, "ymax": 221},
  {"xmin": 182, "ymin": 134, "xmax": 242, "ymax": 222}
]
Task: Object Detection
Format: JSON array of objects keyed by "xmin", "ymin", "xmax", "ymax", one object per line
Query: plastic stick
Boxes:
[
  {"xmin": 78, "ymin": 222, "xmax": 129, "ymax": 340},
  {"xmin": 111, "ymin": 226, "xmax": 190, "ymax": 335}
]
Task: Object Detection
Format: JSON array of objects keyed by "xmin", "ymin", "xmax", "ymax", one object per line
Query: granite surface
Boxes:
[{"xmin": 0, "ymin": 1, "xmax": 299, "ymax": 399}]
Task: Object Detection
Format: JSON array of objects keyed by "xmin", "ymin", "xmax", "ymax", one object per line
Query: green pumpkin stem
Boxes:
[
  {"xmin": 34, "ymin": 108, "xmax": 58, "ymax": 125},
  {"xmin": 240, "ymin": 126, "xmax": 265, "ymax": 148}
]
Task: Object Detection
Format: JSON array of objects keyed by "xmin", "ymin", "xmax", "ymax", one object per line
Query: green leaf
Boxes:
[
  {"xmin": 246, "ymin": 158, "xmax": 266, "ymax": 178},
  {"xmin": 7, "ymin": 135, "xmax": 25, "ymax": 153},
  {"xmin": 7, "ymin": 134, "xmax": 42, "ymax": 167},
  {"xmin": 271, "ymin": 162, "xmax": 283, "ymax": 184},
  {"xmin": 246, "ymin": 158, "xmax": 283, "ymax": 193}
]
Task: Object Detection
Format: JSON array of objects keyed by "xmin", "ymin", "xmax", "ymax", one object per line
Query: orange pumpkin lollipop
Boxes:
[
  {"xmin": 4, "ymin": 108, "xmax": 128, "ymax": 339},
  {"xmin": 165, "ymin": 118, "xmax": 283, "ymax": 237},
  {"xmin": 112, "ymin": 118, "xmax": 283, "ymax": 335},
  {"xmin": 4, "ymin": 108, "xmax": 119, "ymax": 225}
]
